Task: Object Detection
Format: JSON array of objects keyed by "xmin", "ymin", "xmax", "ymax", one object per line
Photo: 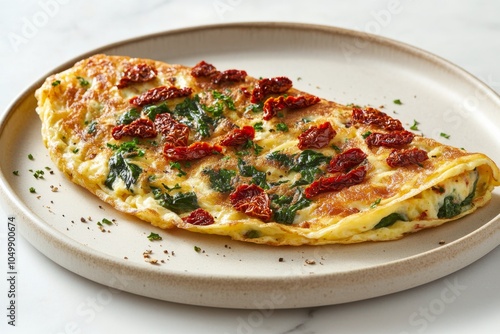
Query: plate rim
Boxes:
[{"xmin": 1, "ymin": 22, "xmax": 499, "ymax": 308}]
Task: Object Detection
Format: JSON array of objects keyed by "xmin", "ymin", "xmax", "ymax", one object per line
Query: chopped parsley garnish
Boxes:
[
  {"xmin": 33, "ymin": 170, "xmax": 45, "ymax": 179},
  {"xmin": 73, "ymin": 148, "xmax": 79, "ymax": 154},
  {"xmin": 203, "ymin": 168, "xmax": 236, "ymax": 193},
  {"xmin": 393, "ymin": 99, "xmax": 403, "ymax": 105},
  {"xmin": 410, "ymin": 119, "xmax": 420, "ymax": 131},
  {"xmin": 243, "ymin": 139, "xmax": 263, "ymax": 155},
  {"xmin": 12, "ymin": 171, "xmax": 19, "ymax": 176},
  {"xmin": 361, "ymin": 131, "xmax": 372, "ymax": 139},
  {"xmin": 245, "ymin": 102, "xmax": 263, "ymax": 113},
  {"xmin": 107, "ymin": 138, "xmax": 144, "ymax": 156},
  {"xmin": 28, "ymin": 154, "xmax": 34, "ymax": 160},
  {"xmin": 51, "ymin": 80, "xmax": 61, "ymax": 87},
  {"xmin": 212, "ymin": 90, "xmax": 236, "ymax": 111},
  {"xmin": 147, "ymin": 232, "xmax": 162, "ymax": 241},
  {"xmin": 151, "ymin": 187, "xmax": 199, "ymax": 214},
  {"xmin": 370, "ymin": 198, "xmax": 381, "ymax": 209},
  {"xmin": 76, "ymin": 76, "xmax": 90, "ymax": 87},
  {"xmin": 237, "ymin": 158, "xmax": 268, "ymax": 189},
  {"xmin": 194, "ymin": 245, "xmax": 202, "ymax": 253},
  {"xmin": 170, "ymin": 161, "xmax": 187, "ymax": 177},
  {"xmin": 253, "ymin": 122, "xmax": 264, "ymax": 131},
  {"xmin": 117, "ymin": 108, "xmax": 140, "ymax": 125},
  {"xmin": 29, "ymin": 187, "xmax": 36, "ymax": 193},
  {"xmin": 276, "ymin": 123, "xmax": 289, "ymax": 132},
  {"xmin": 440, "ymin": 132, "xmax": 450, "ymax": 139},
  {"xmin": 101, "ymin": 218, "xmax": 113, "ymax": 225}
]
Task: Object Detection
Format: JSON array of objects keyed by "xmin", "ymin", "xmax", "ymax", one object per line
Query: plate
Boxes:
[{"xmin": 1, "ymin": 23, "xmax": 499, "ymax": 309}]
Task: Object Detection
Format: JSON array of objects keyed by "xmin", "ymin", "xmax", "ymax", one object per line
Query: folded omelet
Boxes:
[{"xmin": 35, "ymin": 54, "xmax": 500, "ymax": 245}]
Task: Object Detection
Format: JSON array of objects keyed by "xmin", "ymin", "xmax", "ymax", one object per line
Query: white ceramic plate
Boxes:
[{"xmin": 1, "ymin": 23, "xmax": 499, "ymax": 309}]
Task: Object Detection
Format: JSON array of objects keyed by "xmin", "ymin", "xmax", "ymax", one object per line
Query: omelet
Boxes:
[{"xmin": 35, "ymin": 54, "xmax": 500, "ymax": 245}]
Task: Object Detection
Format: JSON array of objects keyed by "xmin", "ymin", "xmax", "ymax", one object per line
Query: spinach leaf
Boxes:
[
  {"xmin": 292, "ymin": 168, "xmax": 323, "ymax": 187},
  {"xmin": 266, "ymin": 151, "xmax": 295, "ymax": 168},
  {"xmin": 117, "ymin": 108, "xmax": 140, "ymax": 125},
  {"xmin": 151, "ymin": 187, "xmax": 199, "ymax": 214},
  {"xmin": 290, "ymin": 150, "xmax": 331, "ymax": 172},
  {"xmin": 143, "ymin": 103, "xmax": 170, "ymax": 120},
  {"xmin": 105, "ymin": 138, "xmax": 145, "ymax": 190},
  {"xmin": 173, "ymin": 96, "xmax": 214, "ymax": 138},
  {"xmin": 437, "ymin": 196, "xmax": 462, "ymax": 219},
  {"xmin": 374, "ymin": 212, "xmax": 406, "ymax": 229},
  {"xmin": 438, "ymin": 172, "xmax": 478, "ymax": 219},
  {"xmin": 105, "ymin": 152, "xmax": 142, "ymax": 190},
  {"xmin": 271, "ymin": 190, "xmax": 312, "ymax": 225},
  {"xmin": 237, "ymin": 158, "xmax": 268, "ymax": 189},
  {"xmin": 204, "ymin": 168, "xmax": 236, "ymax": 193}
]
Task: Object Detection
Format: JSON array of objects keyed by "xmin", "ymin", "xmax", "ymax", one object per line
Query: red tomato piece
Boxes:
[
  {"xmin": 297, "ymin": 122, "xmax": 336, "ymax": 150},
  {"xmin": 163, "ymin": 142, "xmax": 223, "ymax": 161},
  {"xmin": 305, "ymin": 166, "xmax": 367, "ymax": 199},
  {"xmin": 219, "ymin": 126, "xmax": 255, "ymax": 147},
  {"xmin": 112, "ymin": 118, "xmax": 157, "ymax": 140},
  {"xmin": 328, "ymin": 148, "xmax": 367, "ymax": 173},
  {"xmin": 182, "ymin": 208, "xmax": 215, "ymax": 226},
  {"xmin": 229, "ymin": 184, "xmax": 272, "ymax": 221}
]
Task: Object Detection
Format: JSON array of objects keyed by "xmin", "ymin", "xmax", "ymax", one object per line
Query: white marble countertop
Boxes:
[{"xmin": 1, "ymin": 1, "xmax": 499, "ymax": 333}]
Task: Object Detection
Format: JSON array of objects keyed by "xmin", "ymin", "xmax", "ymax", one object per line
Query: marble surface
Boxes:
[{"xmin": 1, "ymin": 0, "xmax": 499, "ymax": 333}]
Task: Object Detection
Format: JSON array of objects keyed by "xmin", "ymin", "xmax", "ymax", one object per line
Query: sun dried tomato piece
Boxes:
[
  {"xmin": 365, "ymin": 130, "xmax": 415, "ymax": 148},
  {"xmin": 297, "ymin": 122, "xmax": 336, "ymax": 150},
  {"xmin": 305, "ymin": 166, "xmax": 367, "ymax": 199},
  {"xmin": 328, "ymin": 148, "xmax": 367, "ymax": 173},
  {"xmin": 211, "ymin": 69, "xmax": 247, "ymax": 84},
  {"xmin": 386, "ymin": 148, "xmax": 428, "ymax": 167},
  {"xmin": 154, "ymin": 113, "xmax": 190, "ymax": 147},
  {"xmin": 251, "ymin": 77, "xmax": 293, "ymax": 103},
  {"xmin": 117, "ymin": 63, "xmax": 157, "ymax": 88},
  {"xmin": 229, "ymin": 184, "xmax": 272, "ymax": 220},
  {"xmin": 163, "ymin": 142, "xmax": 223, "ymax": 161},
  {"xmin": 191, "ymin": 61, "xmax": 218, "ymax": 78},
  {"xmin": 112, "ymin": 118, "xmax": 157, "ymax": 140},
  {"xmin": 130, "ymin": 86, "xmax": 192, "ymax": 107},
  {"xmin": 191, "ymin": 61, "xmax": 247, "ymax": 84},
  {"xmin": 263, "ymin": 95, "xmax": 320, "ymax": 120},
  {"xmin": 352, "ymin": 107, "xmax": 404, "ymax": 131},
  {"xmin": 219, "ymin": 126, "xmax": 255, "ymax": 147},
  {"xmin": 182, "ymin": 208, "xmax": 215, "ymax": 226}
]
